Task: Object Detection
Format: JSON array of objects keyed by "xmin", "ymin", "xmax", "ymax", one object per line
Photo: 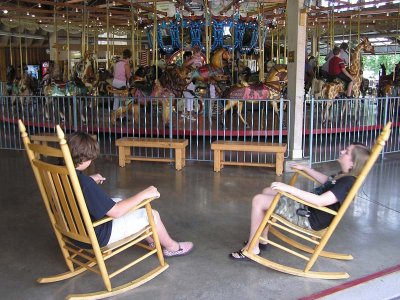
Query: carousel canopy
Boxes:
[{"xmin": 0, "ymin": 0, "xmax": 399, "ymax": 55}]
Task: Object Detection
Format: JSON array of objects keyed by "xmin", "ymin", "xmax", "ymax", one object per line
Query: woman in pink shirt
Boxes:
[{"xmin": 112, "ymin": 49, "xmax": 131, "ymax": 110}]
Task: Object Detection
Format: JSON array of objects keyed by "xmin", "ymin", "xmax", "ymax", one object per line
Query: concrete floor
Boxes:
[{"xmin": 1, "ymin": 149, "xmax": 400, "ymax": 300}]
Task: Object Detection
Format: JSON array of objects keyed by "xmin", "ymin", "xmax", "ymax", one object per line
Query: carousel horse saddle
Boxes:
[
  {"xmin": 106, "ymin": 85, "xmax": 128, "ymax": 96},
  {"xmin": 52, "ymin": 81, "xmax": 68, "ymax": 88}
]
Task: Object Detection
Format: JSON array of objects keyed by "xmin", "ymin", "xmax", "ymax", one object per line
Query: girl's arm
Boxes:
[
  {"xmin": 124, "ymin": 62, "xmax": 131, "ymax": 83},
  {"xmin": 290, "ymin": 164, "xmax": 329, "ymax": 184},
  {"xmin": 106, "ymin": 186, "xmax": 160, "ymax": 218},
  {"xmin": 271, "ymin": 182, "xmax": 338, "ymax": 207}
]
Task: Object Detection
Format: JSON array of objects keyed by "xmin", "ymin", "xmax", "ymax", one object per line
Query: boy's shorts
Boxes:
[{"xmin": 107, "ymin": 198, "xmax": 153, "ymax": 245}]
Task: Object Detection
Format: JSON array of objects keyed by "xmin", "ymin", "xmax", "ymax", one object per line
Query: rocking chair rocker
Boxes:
[
  {"xmin": 18, "ymin": 120, "xmax": 168, "ymax": 299},
  {"xmin": 243, "ymin": 122, "xmax": 391, "ymax": 279}
]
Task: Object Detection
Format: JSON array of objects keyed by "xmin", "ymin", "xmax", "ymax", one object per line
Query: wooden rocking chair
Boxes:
[
  {"xmin": 243, "ymin": 122, "xmax": 392, "ymax": 279},
  {"xmin": 18, "ymin": 120, "xmax": 168, "ymax": 299}
]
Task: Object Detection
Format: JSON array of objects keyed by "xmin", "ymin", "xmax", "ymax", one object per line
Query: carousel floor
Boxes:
[{"xmin": 1, "ymin": 150, "xmax": 399, "ymax": 299}]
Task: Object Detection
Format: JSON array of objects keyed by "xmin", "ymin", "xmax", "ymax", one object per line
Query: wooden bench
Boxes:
[
  {"xmin": 31, "ymin": 133, "xmax": 97, "ymax": 146},
  {"xmin": 211, "ymin": 141, "xmax": 287, "ymax": 176},
  {"xmin": 115, "ymin": 138, "xmax": 189, "ymax": 170}
]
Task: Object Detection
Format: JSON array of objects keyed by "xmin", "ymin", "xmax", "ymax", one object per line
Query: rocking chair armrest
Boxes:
[
  {"xmin": 279, "ymin": 191, "xmax": 338, "ymax": 216},
  {"xmin": 92, "ymin": 196, "xmax": 160, "ymax": 228},
  {"xmin": 289, "ymin": 169, "xmax": 321, "ymax": 186}
]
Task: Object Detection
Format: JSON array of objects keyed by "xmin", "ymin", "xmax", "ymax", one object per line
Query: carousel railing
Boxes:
[
  {"xmin": 0, "ymin": 94, "xmax": 290, "ymax": 167},
  {"xmin": 303, "ymin": 95, "xmax": 400, "ymax": 164}
]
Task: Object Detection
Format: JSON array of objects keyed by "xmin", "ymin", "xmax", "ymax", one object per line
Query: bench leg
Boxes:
[
  {"xmin": 125, "ymin": 146, "xmax": 132, "ymax": 165},
  {"xmin": 213, "ymin": 150, "xmax": 221, "ymax": 172},
  {"xmin": 276, "ymin": 152, "xmax": 284, "ymax": 176},
  {"xmin": 118, "ymin": 146, "xmax": 129, "ymax": 167},
  {"xmin": 175, "ymin": 149, "xmax": 183, "ymax": 171},
  {"xmin": 181, "ymin": 149, "xmax": 186, "ymax": 168}
]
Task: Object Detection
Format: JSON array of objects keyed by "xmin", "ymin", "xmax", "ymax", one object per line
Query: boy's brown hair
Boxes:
[
  {"xmin": 67, "ymin": 132, "xmax": 99, "ymax": 167},
  {"xmin": 332, "ymin": 46, "xmax": 341, "ymax": 56}
]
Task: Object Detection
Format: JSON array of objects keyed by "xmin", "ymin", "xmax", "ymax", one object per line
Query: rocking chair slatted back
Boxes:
[
  {"xmin": 18, "ymin": 120, "xmax": 168, "ymax": 299},
  {"xmin": 244, "ymin": 122, "xmax": 391, "ymax": 279}
]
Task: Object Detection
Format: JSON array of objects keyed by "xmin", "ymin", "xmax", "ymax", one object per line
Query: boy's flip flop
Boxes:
[{"xmin": 163, "ymin": 242, "xmax": 193, "ymax": 257}]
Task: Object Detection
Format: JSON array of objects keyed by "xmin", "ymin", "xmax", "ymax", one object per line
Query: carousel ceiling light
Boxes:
[
  {"xmin": 3, "ymin": 10, "xmax": 8, "ymax": 14},
  {"xmin": 38, "ymin": 3, "xmax": 41, "ymax": 8},
  {"xmin": 97, "ymin": 17, "xmax": 99, "ymax": 21},
  {"xmin": 27, "ymin": 12, "xmax": 30, "ymax": 16},
  {"xmin": 76, "ymin": 8, "xmax": 79, "ymax": 13},
  {"xmin": 32, "ymin": 14, "xmax": 35, "ymax": 17}
]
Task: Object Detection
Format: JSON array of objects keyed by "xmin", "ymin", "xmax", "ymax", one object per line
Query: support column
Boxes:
[
  {"xmin": 286, "ymin": 0, "xmax": 307, "ymax": 160},
  {"xmin": 310, "ymin": 31, "xmax": 317, "ymax": 57}
]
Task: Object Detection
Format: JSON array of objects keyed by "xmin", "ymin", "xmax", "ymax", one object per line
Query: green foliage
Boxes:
[{"xmin": 363, "ymin": 54, "xmax": 400, "ymax": 76}]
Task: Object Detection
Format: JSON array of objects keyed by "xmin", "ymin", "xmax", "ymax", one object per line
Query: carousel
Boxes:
[
  {"xmin": 0, "ymin": 1, "xmax": 399, "ymax": 299},
  {"xmin": 0, "ymin": 0, "xmax": 398, "ymax": 152}
]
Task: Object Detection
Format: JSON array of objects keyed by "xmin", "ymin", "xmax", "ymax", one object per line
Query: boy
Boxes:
[
  {"xmin": 67, "ymin": 132, "xmax": 193, "ymax": 257},
  {"xmin": 328, "ymin": 46, "xmax": 354, "ymax": 98}
]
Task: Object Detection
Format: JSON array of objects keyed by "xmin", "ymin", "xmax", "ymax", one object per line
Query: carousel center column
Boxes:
[{"xmin": 286, "ymin": 0, "xmax": 307, "ymax": 162}]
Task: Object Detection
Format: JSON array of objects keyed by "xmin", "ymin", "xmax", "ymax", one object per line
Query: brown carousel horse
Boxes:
[
  {"xmin": 321, "ymin": 37, "xmax": 375, "ymax": 123},
  {"xmin": 190, "ymin": 47, "xmax": 232, "ymax": 83},
  {"xmin": 220, "ymin": 64, "xmax": 288, "ymax": 127},
  {"xmin": 11, "ymin": 73, "xmax": 36, "ymax": 112},
  {"xmin": 110, "ymin": 65, "xmax": 191, "ymax": 126}
]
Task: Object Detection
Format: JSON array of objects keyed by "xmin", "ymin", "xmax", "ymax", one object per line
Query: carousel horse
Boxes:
[
  {"xmin": 6, "ymin": 65, "xmax": 16, "ymax": 96},
  {"xmin": 110, "ymin": 65, "xmax": 191, "ymax": 126},
  {"xmin": 43, "ymin": 74, "xmax": 89, "ymax": 122},
  {"xmin": 320, "ymin": 37, "xmax": 375, "ymax": 123},
  {"xmin": 95, "ymin": 68, "xmax": 114, "ymax": 96},
  {"xmin": 190, "ymin": 47, "xmax": 232, "ymax": 83},
  {"xmin": 11, "ymin": 73, "xmax": 36, "ymax": 112},
  {"xmin": 220, "ymin": 64, "xmax": 288, "ymax": 128},
  {"xmin": 377, "ymin": 63, "xmax": 400, "ymax": 97}
]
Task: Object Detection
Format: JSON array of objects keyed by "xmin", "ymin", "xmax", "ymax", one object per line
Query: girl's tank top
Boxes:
[{"xmin": 114, "ymin": 60, "xmax": 127, "ymax": 82}]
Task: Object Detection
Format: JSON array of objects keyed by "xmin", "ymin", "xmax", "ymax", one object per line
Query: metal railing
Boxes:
[
  {"xmin": 0, "ymin": 93, "xmax": 289, "ymax": 167},
  {"xmin": 2, "ymin": 90, "xmax": 399, "ymax": 166},
  {"xmin": 303, "ymin": 95, "xmax": 400, "ymax": 164}
]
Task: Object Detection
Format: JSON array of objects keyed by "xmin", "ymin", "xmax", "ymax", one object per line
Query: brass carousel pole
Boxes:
[
  {"xmin": 181, "ymin": 4, "xmax": 184, "ymax": 62},
  {"xmin": 271, "ymin": 29, "xmax": 274, "ymax": 63},
  {"xmin": 258, "ymin": 1, "xmax": 264, "ymax": 82},
  {"xmin": 67, "ymin": 8, "xmax": 70, "ymax": 79},
  {"xmin": 231, "ymin": 18, "xmax": 235, "ymax": 82},
  {"xmin": 18, "ymin": 1, "xmax": 23, "ymax": 77},
  {"xmin": 24, "ymin": 27, "xmax": 28, "ymax": 68},
  {"xmin": 152, "ymin": 0, "xmax": 157, "ymax": 66},
  {"xmin": 9, "ymin": 36, "xmax": 13, "ymax": 66},
  {"xmin": 131, "ymin": 1, "xmax": 135, "ymax": 72},
  {"xmin": 81, "ymin": 2, "xmax": 86, "ymax": 57},
  {"xmin": 112, "ymin": 26, "xmax": 115, "ymax": 56},
  {"xmin": 349, "ymin": 15, "xmax": 352, "ymax": 64},
  {"xmin": 276, "ymin": 22, "xmax": 280, "ymax": 63},
  {"xmin": 284, "ymin": 14, "xmax": 287, "ymax": 64},
  {"xmin": 205, "ymin": 0, "xmax": 210, "ymax": 64},
  {"xmin": 106, "ymin": 0, "xmax": 110, "ymax": 70}
]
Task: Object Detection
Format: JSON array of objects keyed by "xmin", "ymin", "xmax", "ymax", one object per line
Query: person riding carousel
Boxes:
[
  {"xmin": 112, "ymin": 49, "xmax": 132, "ymax": 111},
  {"xmin": 328, "ymin": 46, "xmax": 354, "ymax": 98},
  {"xmin": 183, "ymin": 45, "xmax": 204, "ymax": 69}
]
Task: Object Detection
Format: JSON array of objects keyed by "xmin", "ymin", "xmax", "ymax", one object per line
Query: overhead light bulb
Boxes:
[
  {"xmin": 38, "ymin": 3, "xmax": 41, "ymax": 8},
  {"xmin": 27, "ymin": 11, "xmax": 30, "ymax": 16},
  {"xmin": 76, "ymin": 8, "xmax": 79, "ymax": 12},
  {"xmin": 3, "ymin": 9, "xmax": 8, "ymax": 14}
]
